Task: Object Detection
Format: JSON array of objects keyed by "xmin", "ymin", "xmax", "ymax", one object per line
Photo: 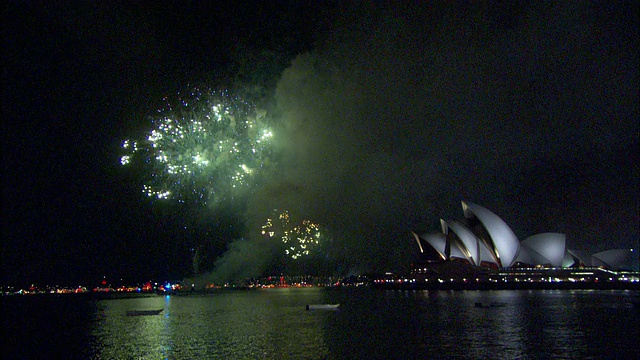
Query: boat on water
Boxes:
[
  {"xmin": 474, "ymin": 302, "xmax": 506, "ymax": 308},
  {"xmin": 306, "ymin": 304, "xmax": 340, "ymax": 311},
  {"xmin": 126, "ymin": 309, "xmax": 164, "ymax": 316}
]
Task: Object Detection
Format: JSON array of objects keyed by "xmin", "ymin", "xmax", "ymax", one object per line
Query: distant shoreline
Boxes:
[
  {"xmin": 373, "ymin": 281, "xmax": 640, "ymax": 291},
  {"xmin": 3, "ymin": 283, "xmax": 638, "ymax": 299}
]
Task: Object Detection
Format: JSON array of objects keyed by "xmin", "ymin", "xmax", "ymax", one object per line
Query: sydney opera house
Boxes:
[
  {"xmin": 412, "ymin": 201, "xmax": 633, "ymax": 270},
  {"xmin": 378, "ymin": 201, "xmax": 639, "ymax": 290}
]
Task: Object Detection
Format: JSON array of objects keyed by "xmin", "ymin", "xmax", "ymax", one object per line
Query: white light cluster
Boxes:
[
  {"xmin": 120, "ymin": 88, "xmax": 273, "ymax": 205},
  {"xmin": 261, "ymin": 209, "xmax": 322, "ymax": 260}
]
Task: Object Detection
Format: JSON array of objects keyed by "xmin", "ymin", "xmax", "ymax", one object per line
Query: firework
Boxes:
[
  {"xmin": 121, "ymin": 88, "xmax": 273, "ymax": 205},
  {"xmin": 261, "ymin": 209, "xmax": 323, "ymax": 259}
]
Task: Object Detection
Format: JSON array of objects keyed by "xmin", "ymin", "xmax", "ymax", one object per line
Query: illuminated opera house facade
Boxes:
[{"xmin": 382, "ymin": 201, "xmax": 639, "ymax": 289}]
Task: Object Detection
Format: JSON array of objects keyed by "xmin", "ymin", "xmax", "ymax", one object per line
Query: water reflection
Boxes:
[
  {"xmin": 3, "ymin": 289, "xmax": 638, "ymax": 359},
  {"xmin": 90, "ymin": 289, "xmax": 330, "ymax": 359},
  {"xmin": 448, "ymin": 290, "xmax": 595, "ymax": 358},
  {"xmin": 324, "ymin": 289, "xmax": 639, "ymax": 359}
]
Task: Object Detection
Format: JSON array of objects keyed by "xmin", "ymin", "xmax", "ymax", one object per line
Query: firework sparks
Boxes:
[
  {"xmin": 261, "ymin": 209, "xmax": 323, "ymax": 259},
  {"xmin": 121, "ymin": 88, "xmax": 273, "ymax": 205}
]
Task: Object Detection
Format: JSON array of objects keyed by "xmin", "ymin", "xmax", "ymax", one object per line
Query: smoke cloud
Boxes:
[{"xmin": 197, "ymin": 2, "xmax": 638, "ymax": 283}]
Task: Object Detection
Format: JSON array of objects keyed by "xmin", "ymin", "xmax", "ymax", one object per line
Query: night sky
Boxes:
[{"xmin": 3, "ymin": 1, "xmax": 638, "ymax": 286}]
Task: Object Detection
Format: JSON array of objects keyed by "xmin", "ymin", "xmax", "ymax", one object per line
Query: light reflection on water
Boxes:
[
  {"xmin": 323, "ymin": 289, "xmax": 639, "ymax": 359},
  {"xmin": 90, "ymin": 288, "xmax": 331, "ymax": 359},
  {"xmin": 2, "ymin": 289, "xmax": 638, "ymax": 359}
]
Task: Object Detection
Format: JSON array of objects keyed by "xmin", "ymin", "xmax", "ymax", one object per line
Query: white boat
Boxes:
[
  {"xmin": 126, "ymin": 309, "xmax": 164, "ymax": 316},
  {"xmin": 474, "ymin": 302, "xmax": 506, "ymax": 308},
  {"xmin": 306, "ymin": 304, "xmax": 340, "ymax": 311}
]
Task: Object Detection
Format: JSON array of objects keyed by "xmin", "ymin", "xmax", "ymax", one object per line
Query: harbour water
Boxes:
[{"xmin": 3, "ymin": 288, "xmax": 639, "ymax": 359}]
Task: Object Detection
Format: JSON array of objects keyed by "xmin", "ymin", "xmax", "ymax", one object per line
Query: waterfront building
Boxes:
[
  {"xmin": 411, "ymin": 201, "xmax": 634, "ymax": 272},
  {"xmin": 387, "ymin": 200, "xmax": 640, "ymax": 290}
]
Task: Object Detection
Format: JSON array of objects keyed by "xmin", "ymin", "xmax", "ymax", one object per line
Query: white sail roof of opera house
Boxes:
[
  {"xmin": 591, "ymin": 249, "xmax": 633, "ymax": 270},
  {"xmin": 413, "ymin": 201, "xmax": 633, "ymax": 271},
  {"xmin": 566, "ymin": 248, "xmax": 589, "ymax": 266},
  {"xmin": 461, "ymin": 201, "xmax": 520, "ymax": 267},
  {"xmin": 520, "ymin": 233, "xmax": 566, "ymax": 267},
  {"xmin": 441, "ymin": 219, "xmax": 480, "ymax": 266},
  {"xmin": 515, "ymin": 246, "xmax": 535, "ymax": 265},
  {"xmin": 411, "ymin": 232, "xmax": 447, "ymax": 260},
  {"xmin": 478, "ymin": 240, "xmax": 498, "ymax": 266},
  {"xmin": 411, "ymin": 231, "xmax": 425, "ymax": 254},
  {"xmin": 562, "ymin": 250, "xmax": 578, "ymax": 268}
]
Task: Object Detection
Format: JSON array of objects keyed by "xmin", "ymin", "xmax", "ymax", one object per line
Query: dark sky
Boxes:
[{"xmin": 3, "ymin": 1, "xmax": 638, "ymax": 286}]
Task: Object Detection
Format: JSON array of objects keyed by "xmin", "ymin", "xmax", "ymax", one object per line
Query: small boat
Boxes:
[
  {"xmin": 126, "ymin": 309, "xmax": 164, "ymax": 316},
  {"xmin": 306, "ymin": 304, "xmax": 340, "ymax": 311},
  {"xmin": 474, "ymin": 302, "xmax": 506, "ymax": 308}
]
